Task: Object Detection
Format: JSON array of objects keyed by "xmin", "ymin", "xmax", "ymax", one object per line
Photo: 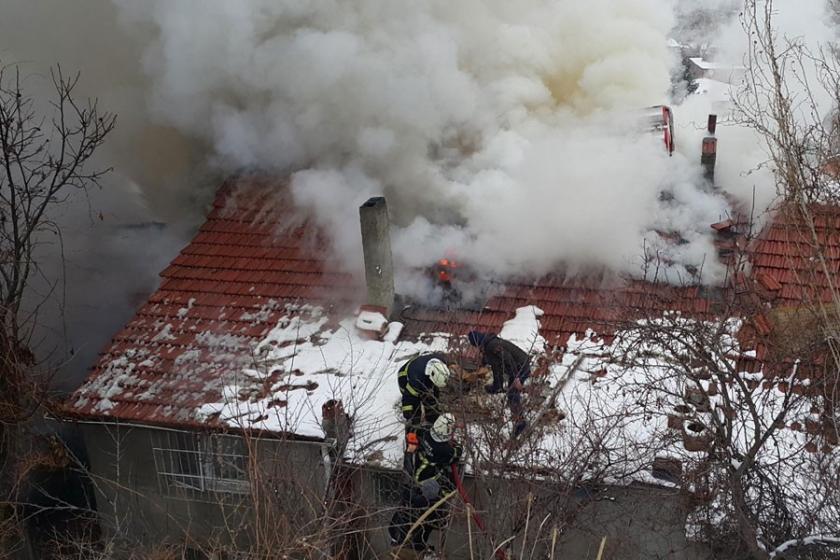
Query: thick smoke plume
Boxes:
[
  {"xmin": 1, "ymin": 0, "xmax": 214, "ymax": 389},
  {"xmin": 113, "ymin": 0, "xmax": 736, "ymax": 287}
]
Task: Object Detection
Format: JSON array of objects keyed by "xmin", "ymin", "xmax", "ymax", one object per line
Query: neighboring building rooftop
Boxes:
[
  {"xmin": 687, "ymin": 57, "xmax": 744, "ymax": 71},
  {"xmin": 750, "ymin": 202, "xmax": 840, "ymax": 305}
]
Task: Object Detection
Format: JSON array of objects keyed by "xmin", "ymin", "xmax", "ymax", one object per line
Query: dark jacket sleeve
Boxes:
[
  {"xmin": 447, "ymin": 443, "xmax": 463, "ymax": 465},
  {"xmin": 401, "ymin": 390, "xmax": 422, "ymax": 431},
  {"xmin": 432, "ymin": 440, "xmax": 462, "ymax": 466},
  {"xmin": 483, "ymin": 339, "xmax": 506, "ymax": 387},
  {"xmin": 438, "ymin": 442, "xmax": 463, "ymax": 490}
]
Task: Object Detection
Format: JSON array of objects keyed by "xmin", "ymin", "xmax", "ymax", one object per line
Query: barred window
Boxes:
[
  {"xmin": 372, "ymin": 470, "xmax": 403, "ymax": 506},
  {"xmin": 152, "ymin": 431, "xmax": 249, "ymax": 496}
]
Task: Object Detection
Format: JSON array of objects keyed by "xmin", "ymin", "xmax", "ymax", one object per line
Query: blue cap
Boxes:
[{"xmin": 467, "ymin": 331, "xmax": 488, "ymax": 347}]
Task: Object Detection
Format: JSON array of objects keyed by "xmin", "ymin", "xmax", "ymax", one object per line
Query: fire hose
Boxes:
[{"xmin": 451, "ymin": 464, "xmax": 508, "ymax": 560}]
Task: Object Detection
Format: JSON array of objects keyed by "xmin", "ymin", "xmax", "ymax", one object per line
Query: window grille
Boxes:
[
  {"xmin": 151, "ymin": 431, "xmax": 250, "ymax": 496},
  {"xmin": 372, "ymin": 470, "xmax": 404, "ymax": 506}
]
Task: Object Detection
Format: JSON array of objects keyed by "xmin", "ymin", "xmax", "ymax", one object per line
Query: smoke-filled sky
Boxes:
[
  {"xmin": 1, "ymin": 0, "xmax": 834, "ymax": 389},
  {"xmin": 114, "ymin": 0, "xmax": 733, "ymax": 283}
]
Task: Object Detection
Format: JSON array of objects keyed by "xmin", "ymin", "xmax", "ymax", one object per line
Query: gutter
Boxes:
[{"xmin": 54, "ymin": 412, "xmax": 327, "ymax": 444}]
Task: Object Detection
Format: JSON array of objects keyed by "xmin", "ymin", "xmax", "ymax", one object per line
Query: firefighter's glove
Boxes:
[
  {"xmin": 419, "ymin": 478, "xmax": 441, "ymax": 501},
  {"xmin": 406, "ymin": 431, "xmax": 419, "ymax": 453}
]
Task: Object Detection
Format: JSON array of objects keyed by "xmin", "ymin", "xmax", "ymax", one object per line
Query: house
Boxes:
[
  {"xmin": 686, "ymin": 57, "xmax": 745, "ymax": 83},
  {"xmin": 60, "ymin": 176, "xmax": 839, "ymax": 559}
]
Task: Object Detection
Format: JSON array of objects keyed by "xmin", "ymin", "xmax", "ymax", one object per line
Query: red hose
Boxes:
[{"xmin": 451, "ymin": 464, "xmax": 507, "ymax": 560}]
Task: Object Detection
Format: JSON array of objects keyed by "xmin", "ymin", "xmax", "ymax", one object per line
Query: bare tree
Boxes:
[
  {"xmin": 603, "ymin": 2, "xmax": 840, "ymax": 556},
  {"xmin": 614, "ymin": 301, "xmax": 837, "ymax": 559},
  {"xmin": 0, "ymin": 62, "xmax": 115, "ymax": 555}
]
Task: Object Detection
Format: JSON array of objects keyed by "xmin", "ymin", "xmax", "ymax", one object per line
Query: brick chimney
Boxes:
[
  {"xmin": 359, "ymin": 197, "xmax": 395, "ymax": 316},
  {"xmin": 701, "ymin": 114, "xmax": 717, "ymax": 185}
]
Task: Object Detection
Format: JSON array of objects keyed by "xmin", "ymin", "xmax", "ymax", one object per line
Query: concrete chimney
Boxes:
[
  {"xmin": 359, "ymin": 197, "xmax": 395, "ymax": 316},
  {"xmin": 701, "ymin": 114, "xmax": 717, "ymax": 185}
]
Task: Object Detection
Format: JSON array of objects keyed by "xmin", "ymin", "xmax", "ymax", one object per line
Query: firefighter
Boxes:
[
  {"xmin": 389, "ymin": 414, "xmax": 462, "ymax": 556},
  {"xmin": 467, "ymin": 331, "xmax": 531, "ymax": 436},
  {"xmin": 397, "ymin": 352, "xmax": 451, "ymax": 453}
]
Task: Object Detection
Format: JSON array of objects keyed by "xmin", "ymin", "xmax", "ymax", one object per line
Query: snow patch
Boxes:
[
  {"xmin": 151, "ymin": 323, "xmax": 176, "ymax": 342},
  {"xmin": 355, "ymin": 310, "xmax": 389, "ymax": 333},
  {"xmin": 499, "ymin": 305, "xmax": 545, "ymax": 354},
  {"xmin": 176, "ymin": 297, "xmax": 196, "ymax": 319},
  {"xmin": 174, "ymin": 349, "xmax": 202, "ymax": 368},
  {"xmin": 240, "ymin": 298, "xmax": 279, "ymax": 322}
]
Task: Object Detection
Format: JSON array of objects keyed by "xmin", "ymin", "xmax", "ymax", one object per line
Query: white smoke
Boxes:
[
  {"xmin": 112, "ymin": 0, "xmax": 735, "ymax": 287},
  {"xmin": 673, "ymin": 0, "xmax": 836, "ymax": 217}
]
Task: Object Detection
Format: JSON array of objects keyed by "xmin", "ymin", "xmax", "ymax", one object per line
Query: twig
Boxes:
[
  {"xmin": 520, "ymin": 492, "xmax": 533, "ymax": 560},
  {"xmin": 467, "ymin": 503, "xmax": 475, "ymax": 560},
  {"xmin": 595, "ymin": 536, "xmax": 607, "ymax": 560}
]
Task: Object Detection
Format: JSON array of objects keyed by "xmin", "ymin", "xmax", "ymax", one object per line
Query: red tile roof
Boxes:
[
  {"xmin": 62, "ymin": 177, "xmax": 364, "ymax": 429},
  {"xmin": 750, "ymin": 202, "xmax": 840, "ymax": 306},
  {"xmin": 63, "ymin": 179, "xmax": 839, "ymax": 431}
]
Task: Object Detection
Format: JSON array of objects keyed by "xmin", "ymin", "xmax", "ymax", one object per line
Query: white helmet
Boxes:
[
  {"xmin": 431, "ymin": 413, "xmax": 456, "ymax": 442},
  {"xmin": 426, "ymin": 359, "xmax": 451, "ymax": 388}
]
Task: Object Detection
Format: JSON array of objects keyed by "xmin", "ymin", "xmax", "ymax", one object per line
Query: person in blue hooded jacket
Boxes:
[{"xmin": 467, "ymin": 331, "xmax": 531, "ymax": 436}]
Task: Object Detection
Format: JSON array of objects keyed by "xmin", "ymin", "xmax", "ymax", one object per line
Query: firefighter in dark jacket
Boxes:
[
  {"xmin": 468, "ymin": 331, "xmax": 531, "ymax": 436},
  {"xmin": 397, "ymin": 352, "xmax": 451, "ymax": 452},
  {"xmin": 389, "ymin": 414, "xmax": 462, "ymax": 555}
]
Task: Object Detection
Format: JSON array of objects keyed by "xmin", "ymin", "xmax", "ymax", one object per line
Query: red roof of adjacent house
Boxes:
[
  {"xmin": 61, "ymin": 178, "xmax": 840, "ymax": 431},
  {"xmin": 750, "ymin": 203, "xmax": 840, "ymax": 305}
]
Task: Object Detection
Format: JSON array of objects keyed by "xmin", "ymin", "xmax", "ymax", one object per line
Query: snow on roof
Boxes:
[
  {"xmin": 691, "ymin": 78, "xmax": 732, "ymax": 104},
  {"xmin": 450, "ymin": 308, "xmax": 836, "ymax": 501},
  {"xmin": 61, "ymin": 178, "xmax": 840, "ymax": 493},
  {"xmin": 498, "ymin": 304, "xmax": 545, "ymax": 354},
  {"xmin": 189, "ymin": 300, "xmax": 836, "ymax": 496},
  {"xmin": 460, "ymin": 313, "xmax": 737, "ymax": 482},
  {"xmin": 355, "ymin": 308, "xmax": 389, "ymax": 333},
  {"xmin": 196, "ymin": 303, "xmax": 450, "ymax": 465},
  {"xmin": 192, "ymin": 303, "xmax": 551, "ymax": 468},
  {"xmin": 689, "ymin": 57, "xmax": 745, "ymax": 71}
]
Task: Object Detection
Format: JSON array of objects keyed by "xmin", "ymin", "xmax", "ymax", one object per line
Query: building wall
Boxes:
[
  {"xmin": 687, "ymin": 60, "xmax": 710, "ymax": 81},
  {"xmin": 81, "ymin": 422, "xmax": 711, "ymax": 559},
  {"xmin": 79, "ymin": 422, "xmax": 328, "ymax": 556},
  {"xmin": 353, "ymin": 468, "xmax": 713, "ymax": 560}
]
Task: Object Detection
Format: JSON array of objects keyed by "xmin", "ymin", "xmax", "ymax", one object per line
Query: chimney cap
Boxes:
[
  {"xmin": 361, "ymin": 196, "xmax": 386, "ymax": 208},
  {"xmin": 707, "ymin": 114, "xmax": 717, "ymax": 135}
]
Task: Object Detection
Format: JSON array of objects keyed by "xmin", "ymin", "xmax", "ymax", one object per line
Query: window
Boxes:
[
  {"xmin": 152, "ymin": 431, "xmax": 249, "ymax": 496},
  {"xmin": 371, "ymin": 470, "xmax": 403, "ymax": 506}
]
